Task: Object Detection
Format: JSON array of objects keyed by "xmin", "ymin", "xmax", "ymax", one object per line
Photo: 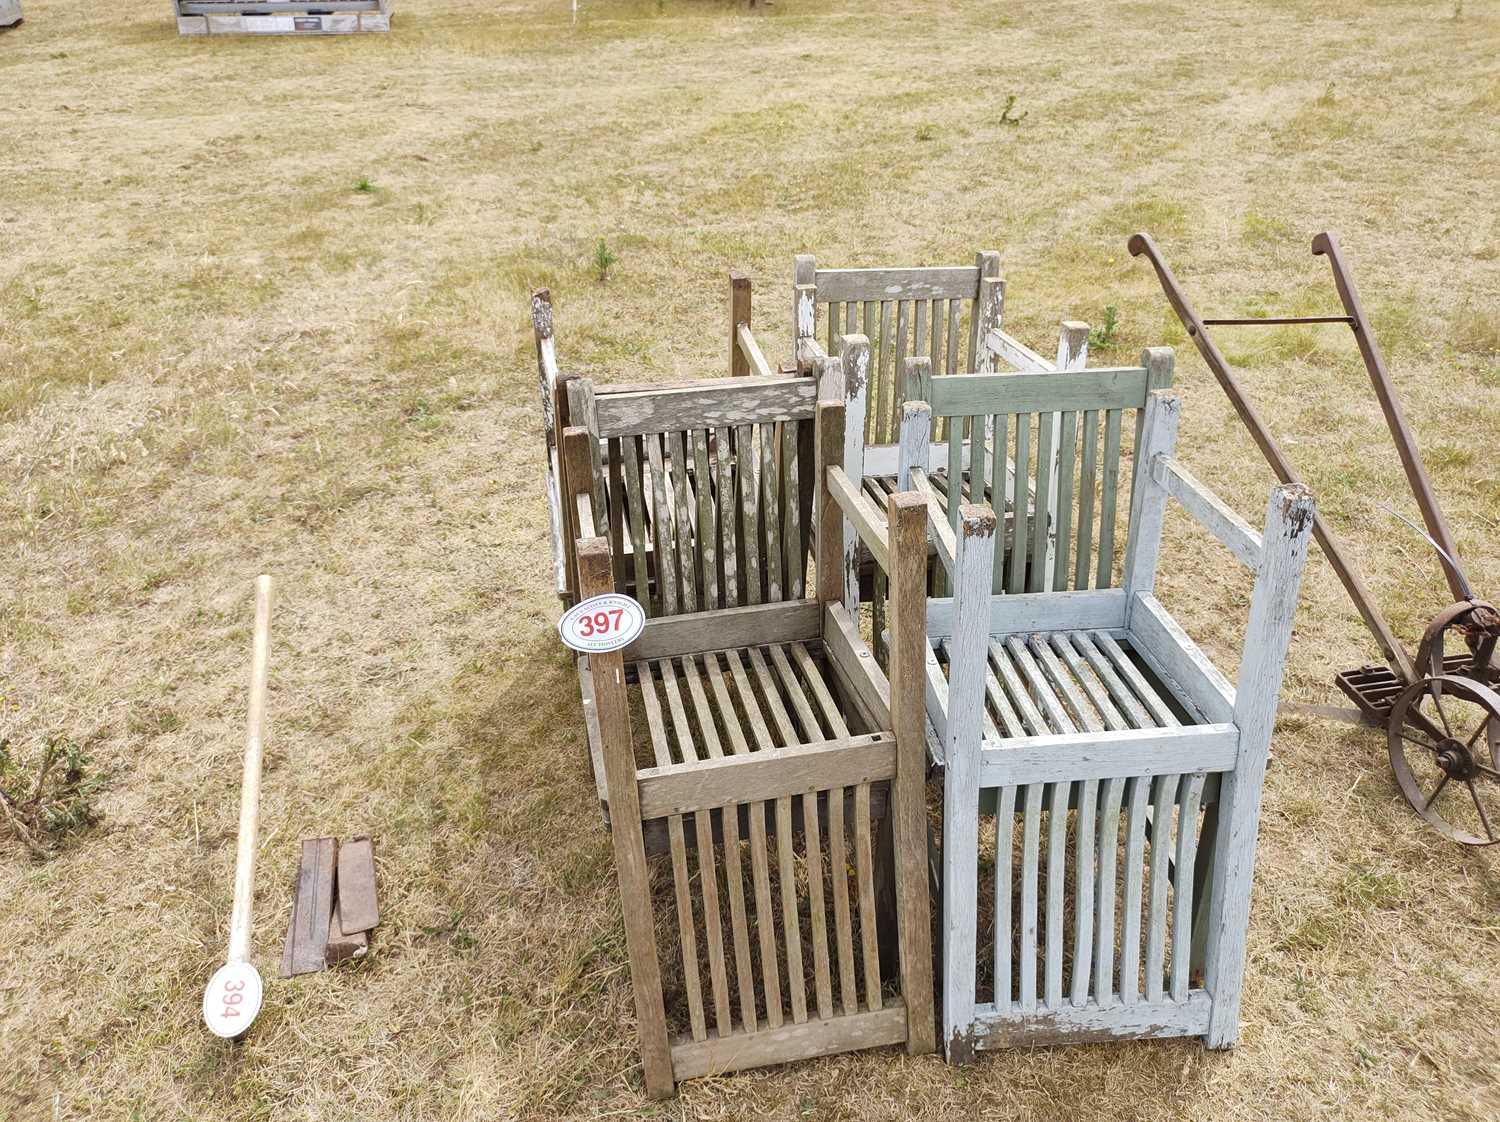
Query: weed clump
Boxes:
[
  {"xmin": 0, "ymin": 736, "xmax": 106, "ymax": 859},
  {"xmin": 1089, "ymin": 305, "xmax": 1119, "ymax": 350},
  {"xmin": 593, "ymin": 239, "xmax": 618, "ymax": 284}
]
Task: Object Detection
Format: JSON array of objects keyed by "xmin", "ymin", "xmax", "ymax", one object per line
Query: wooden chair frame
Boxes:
[
  {"xmin": 565, "ymin": 365, "xmax": 936, "ymax": 1096},
  {"xmin": 792, "ymin": 251, "xmax": 1092, "ymax": 453},
  {"xmin": 909, "ymin": 368, "xmax": 1315, "ymax": 1060}
]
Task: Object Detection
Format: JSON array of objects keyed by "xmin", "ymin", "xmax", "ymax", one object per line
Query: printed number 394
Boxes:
[{"xmin": 219, "ymin": 977, "xmax": 246, "ymax": 1017}]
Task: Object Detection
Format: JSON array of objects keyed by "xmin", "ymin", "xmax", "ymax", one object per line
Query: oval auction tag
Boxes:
[
  {"xmin": 203, "ymin": 961, "xmax": 263, "ymax": 1039},
  {"xmin": 558, "ymin": 593, "xmax": 646, "ymax": 653}
]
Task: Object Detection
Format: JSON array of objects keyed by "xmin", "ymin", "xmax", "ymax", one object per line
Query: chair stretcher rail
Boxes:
[
  {"xmin": 636, "ymin": 733, "xmax": 897, "ymax": 818},
  {"xmin": 977, "ymin": 724, "xmax": 1240, "ymax": 786},
  {"xmin": 826, "ymin": 466, "xmax": 891, "ymax": 573},
  {"xmin": 736, "ymin": 323, "xmax": 775, "ymax": 379}
]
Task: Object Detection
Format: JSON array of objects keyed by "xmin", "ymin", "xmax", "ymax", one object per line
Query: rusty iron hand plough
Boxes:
[{"xmin": 1130, "ymin": 231, "xmax": 1500, "ymax": 845}]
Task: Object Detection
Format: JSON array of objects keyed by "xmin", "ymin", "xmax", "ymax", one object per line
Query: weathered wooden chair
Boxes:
[
  {"xmin": 791, "ymin": 251, "xmax": 1093, "ymax": 453},
  {"xmin": 560, "ymin": 359, "xmax": 936, "ymax": 1095},
  {"xmin": 535, "ymin": 281, "xmax": 784, "ymax": 611},
  {"xmin": 795, "ymin": 259, "xmax": 1101, "ymax": 650},
  {"xmin": 792, "ymin": 253, "xmax": 1004, "ymax": 443},
  {"xmin": 900, "ymin": 357, "xmax": 1315, "ymax": 1060}
]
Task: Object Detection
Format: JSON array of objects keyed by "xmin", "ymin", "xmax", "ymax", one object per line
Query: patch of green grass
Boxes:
[
  {"xmin": 355, "ymin": 176, "xmax": 377, "ymax": 193},
  {"xmin": 1369, "ymin": 296, "xmax": 1426, "ymax": 358},
  {"xmin": 1156, "ymin": 307, "xmax": 1188, "ymax": 346},
  {"xmin": 1276, "ymin": 909, "xmax": 1345, "ymax": 953},
  {"xmin": 1291, "ymin": 971, "xmax": 1327, "ymax": 1016},
  {"xmin": 1221, "ymin": 325, "xmax": 1329, "ymax": 367},
  {"xmin": 284, "ymin": 476, "xmax": 389, "ymax": 530},
  {"xmin": 1100, "ymin": 197, "xmax": 1190, "ymax": 240},
  {"xmin": 1424, "ymin": 443, "xmax": 1475, "ymax": 471},
  {"xmin": 1466, "ymin": 75, "xmax": 1500, "ymax": 111},
  {"xmin": 1281, "ymin": 793, "xmax": 1325, "ymax": 828},
  {"xmin": 127, "ymin": 704, "xmax": 183, "ymax": 738},
  {"xmin": 174, "ymin": 263, "xmax": 281, "ymax": 317},
  {"xmin": 402, "ymin": 395, "xmax": 438, "ymax": 425},
  {"xmin": 1334, "ymin": 862, "xmax": 1413, "ymax": 913},
  {"xmin": 1277, "ymin": 84, "xmax": 1357, "ymax": 148},
  {"xmin": 1452, "ymin": 301, "xmax": 1500, "ymax": 356},
  {"xmin": 701, "ymin": 100, "xmax": 811, "ymax": 145},
  {"xmin": 1244, "ymin": 210, "xmax": 1294, "ymax": 247}
]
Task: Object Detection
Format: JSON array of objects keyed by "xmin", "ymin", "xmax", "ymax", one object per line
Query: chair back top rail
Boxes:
[
  {"xmin": 810, "ymin": 265, "xmax": 984, "ymax": 303},
  {"xmin": 912, "ymin": 352, "xmax": 1174, "ymax": 596},
  {"xmin": 795, "ymin": 253, "xmax": 1002, "ymax": 447},
  {"xmin": 594, "ymin": 374, "xmax": 815, "ymax": 438},
  {"xmin": 563, "ymin": 366, "xmax": 827, "ymax": 620},
  {"xmin": 925, "ymin": 365, "xmax": 1152, "ymax": 417}
]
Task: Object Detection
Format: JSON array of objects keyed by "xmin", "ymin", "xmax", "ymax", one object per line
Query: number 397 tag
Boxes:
[{"xmin": 558, "ymin": 594, "xmax": 646, "ymax": 654}]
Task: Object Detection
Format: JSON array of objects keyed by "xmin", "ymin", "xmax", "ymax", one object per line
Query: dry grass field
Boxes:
[{"xmin": 3, "ymin": 0, "xmax": 1499, "ymax": 1118}]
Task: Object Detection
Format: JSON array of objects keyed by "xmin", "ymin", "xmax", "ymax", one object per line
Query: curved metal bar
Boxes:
[{"xmin": 1415, "ymin": 599, "xmax": 1500, "ymax": 680}]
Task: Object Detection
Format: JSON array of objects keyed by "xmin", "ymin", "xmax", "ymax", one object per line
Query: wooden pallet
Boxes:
[{"xmin": 175, "ymin": 0, "xmax": 391, "ymax": 36}]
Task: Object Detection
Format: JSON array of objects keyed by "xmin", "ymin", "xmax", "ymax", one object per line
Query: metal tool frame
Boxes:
[{"xmin": 1130, "ymin": 231, "xmax": 1500, "ymax": 844}]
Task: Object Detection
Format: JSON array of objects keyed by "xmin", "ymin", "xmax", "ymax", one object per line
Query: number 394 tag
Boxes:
[
  {"xmin": 558, "ymin": 594, "xmax": 646, "ymax": 654},
  {"xmin": 202, "ymin": 961, "xmax": 263, "ymax": 1039}
]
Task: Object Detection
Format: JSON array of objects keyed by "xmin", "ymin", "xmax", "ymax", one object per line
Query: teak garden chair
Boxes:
[
  {"xmin": 900, "ymin": 356, "xmax": 1315, "ymax": 1060},
  {"xmin": 559, "ymin": 357, "xmax": 936, "ymax": 1095},
  {"xmin": 792, "ymin": 250, "xmax": 1092, "ymax": 455}
]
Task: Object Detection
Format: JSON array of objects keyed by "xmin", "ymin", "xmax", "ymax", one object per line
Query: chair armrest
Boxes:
[{"xmin": 1150, "ymin": 454, "xmax": 1263, "ymax": 570}]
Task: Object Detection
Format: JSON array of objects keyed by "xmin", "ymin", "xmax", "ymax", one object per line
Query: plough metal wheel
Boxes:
[{"xmin": 1387, "ymin": 675, "xmax": 1500, "ymax": 846}]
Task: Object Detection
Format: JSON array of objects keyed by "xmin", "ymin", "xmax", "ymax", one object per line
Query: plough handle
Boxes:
[
  {"xmin": 1128, "ymin": 231, "xmax": 1415, "ymax": 683},
  {"xmin": 1312, "ymin": 232, "xmax": 1471, "ymax": 604}
]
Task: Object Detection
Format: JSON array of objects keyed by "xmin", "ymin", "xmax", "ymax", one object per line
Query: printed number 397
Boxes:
[{"xmin": 576, "ymin": 609, "xmax": 625, "ymax": 637}]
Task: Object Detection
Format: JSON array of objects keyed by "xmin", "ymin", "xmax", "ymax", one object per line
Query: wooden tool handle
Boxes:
[{"xmin": 228, "ymin": 575, "xmax": 273, "ymax": 965}]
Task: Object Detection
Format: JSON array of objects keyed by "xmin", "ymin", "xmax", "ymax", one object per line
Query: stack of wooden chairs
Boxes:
[{"xmin": 533, "ymin": 254, "xmax": 1314, "ymax": 1094}]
